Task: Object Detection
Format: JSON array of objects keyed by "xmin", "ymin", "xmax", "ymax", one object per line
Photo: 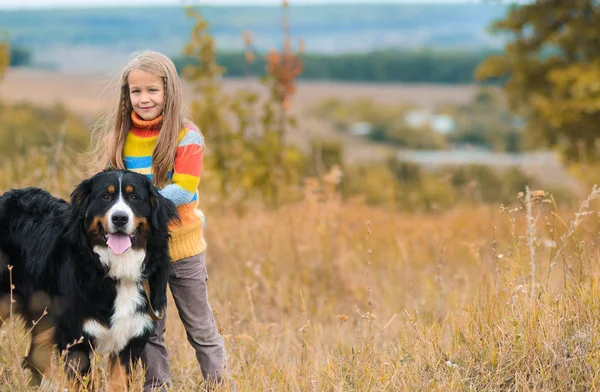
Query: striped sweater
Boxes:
[{"xmin": 123, "ymin": 111, "xmax": 206, "ymax": 261}]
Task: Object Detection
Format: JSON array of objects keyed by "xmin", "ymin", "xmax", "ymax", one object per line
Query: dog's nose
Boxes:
[{"xmin": 111, "ymin": 212, "xmax": 129, "ymax": 228}]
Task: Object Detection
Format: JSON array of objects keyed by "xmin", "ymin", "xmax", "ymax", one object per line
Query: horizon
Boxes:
[{"xmin": 0, "ymin": 0, "xmax": 483, "ymax": 10}]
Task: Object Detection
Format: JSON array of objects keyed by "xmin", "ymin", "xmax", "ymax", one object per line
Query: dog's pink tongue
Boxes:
[{"xmin": 106, "ymin": 233, "xmax": 131, "ymax": 255}]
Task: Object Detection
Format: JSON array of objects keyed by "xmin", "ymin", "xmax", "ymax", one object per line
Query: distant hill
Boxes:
[{"xmin": 0, "ymin": 3, "xmax": 511, "ymax": 72}]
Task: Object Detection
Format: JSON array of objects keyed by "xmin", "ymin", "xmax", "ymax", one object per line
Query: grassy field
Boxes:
[
  {"xmin": 1, "ymin": 69, "xmax": 600, "ymax": 391},
  {"xmin": 1, "ymin": 147, "xmax": 600, "ymax": 390}
]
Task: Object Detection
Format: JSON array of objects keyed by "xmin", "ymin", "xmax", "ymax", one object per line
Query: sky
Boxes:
[{"xmin": 0, "ymin": 0, "xmax": 478, "ymax": 9}]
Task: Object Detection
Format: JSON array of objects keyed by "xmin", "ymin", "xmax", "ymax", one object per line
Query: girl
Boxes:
[{"xmin": 91, "ymin": 50, "xmax": 229, "ymax": 391}]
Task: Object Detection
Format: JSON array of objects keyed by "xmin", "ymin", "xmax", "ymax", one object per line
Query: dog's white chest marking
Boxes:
[
  {"xmin": 83, "ymin": 279, "xmax": 153, "ymax": 354},
  {"xmin": 85, "ymin": 248, "xmax": 153, "ymax": 354},
  {"xmin": 93, "ymin": 246, "xmax": 146, "ymax": 281}
]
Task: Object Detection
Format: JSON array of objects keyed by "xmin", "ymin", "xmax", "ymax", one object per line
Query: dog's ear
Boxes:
[
  {"xmin": 147, "ymin": 182, "xmax": 180, "ymax": 232},
  {"xmin": 66, "ymin": 178, "xmax": 92, "ymax": 242},
  {"xmin": 70, "ymin": 178, "xmax": 92, "ymax": 220}
]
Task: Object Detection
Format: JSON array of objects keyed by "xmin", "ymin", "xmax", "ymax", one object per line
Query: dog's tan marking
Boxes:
[
  {"xmin": 108, "ymin": 185, "xmax": 115, "ymax": 194},
  {"xmin": 125, "ymin": 185, "xmax": 134, "ymax": 193},
  {"xmin": 24, "ymin": 323, "xmax": 56, "ymax": 386},
  {"xmin": 131, "ymin": 217, "xmax": 151, "ymax": 247},
  {"xmin": 134, "ymin": 217, "xmax": 149, "ymax": 231},
  {"xmin": 89, "ymin": 216, "xmax": 109, "ymax": 234},
  {"xmin": 109, "ymin": 354, "xmax": 128, "ymax": 392}
]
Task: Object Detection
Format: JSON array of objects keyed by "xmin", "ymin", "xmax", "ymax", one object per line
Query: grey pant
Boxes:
[{"xmin": 142, "ymin": 252, "xmax": 227, "ymax": 391}]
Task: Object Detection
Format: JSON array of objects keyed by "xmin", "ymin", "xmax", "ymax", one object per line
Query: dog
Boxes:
[{"xmin": 0, "ymin": 169, "xmax": 178, "ymax": 390}]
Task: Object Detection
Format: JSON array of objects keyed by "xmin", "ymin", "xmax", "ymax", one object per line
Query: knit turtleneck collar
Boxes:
[{"xmin": 131, "ymin": 111, "xmax": 163, "ymax": 131}]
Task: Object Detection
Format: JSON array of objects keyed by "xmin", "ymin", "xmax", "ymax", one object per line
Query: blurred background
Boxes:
[
  {"xmin": 0, "ymin": 0, "xmax": 596, "ymax": 211},
  {"xmin": 4, "ymin": 2, "xmax": 600, "ymax": 390}
]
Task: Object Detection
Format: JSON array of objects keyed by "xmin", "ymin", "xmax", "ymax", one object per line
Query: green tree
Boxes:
[{"xmin": 476, "ymin": 0, "xmax": 600, "ymax": 161}]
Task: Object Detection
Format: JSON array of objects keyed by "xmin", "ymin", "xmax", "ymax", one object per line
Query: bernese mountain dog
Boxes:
[{"xmin": 0, "ymin": 169, "xmax": 178, "ymax": 390}]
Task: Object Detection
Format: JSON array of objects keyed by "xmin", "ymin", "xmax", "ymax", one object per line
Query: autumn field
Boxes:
[
  {"xmin": 0, "ymin": 68, "xmax": 599, "ymax": 391},
  {"xmin": 1, "ymin": 147, "xmax": 600, "ymax": 391}
]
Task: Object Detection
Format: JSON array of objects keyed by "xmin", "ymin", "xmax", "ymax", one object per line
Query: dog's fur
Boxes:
[{"xmin": 0, "ymin": 169, "xmax": 178, "ymax": 389}]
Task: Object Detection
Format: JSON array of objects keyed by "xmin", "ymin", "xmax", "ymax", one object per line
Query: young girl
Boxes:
[{"xmin": 91, "ymin": 50, "xmax": 229, "ymax": 391}]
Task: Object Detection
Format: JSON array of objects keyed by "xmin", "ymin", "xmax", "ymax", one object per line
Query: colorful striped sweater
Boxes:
[{"xmin": 123, "ymin": 111, "xmax": 206, "ymax": 262}]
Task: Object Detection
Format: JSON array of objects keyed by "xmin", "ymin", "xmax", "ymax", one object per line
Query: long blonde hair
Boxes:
[{"xmin": 90, "ymin": 50, "xmax": 197, "ymax": 188}]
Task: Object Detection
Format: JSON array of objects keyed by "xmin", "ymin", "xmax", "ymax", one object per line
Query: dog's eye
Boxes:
[
  {"xmin": 102, "ymin": 194, "xmax": 111, "ymax": 201},
  {"xmin": 130, "ymin": 194, "xmax": 139, "ymax": 201}
]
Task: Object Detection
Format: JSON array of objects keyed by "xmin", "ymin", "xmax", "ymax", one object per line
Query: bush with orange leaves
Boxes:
[
  {"xmin": 182, "ymin": 4, "xmax": 307, "ymax": 211},
  {"xmin": 263, "ymin": 41, "xmax": 304, "ymax": 113}
]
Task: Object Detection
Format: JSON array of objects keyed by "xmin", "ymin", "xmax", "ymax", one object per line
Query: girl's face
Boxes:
[{"xmin": 128, "ymin": 69, "xmax": 165, "ymax": 121}]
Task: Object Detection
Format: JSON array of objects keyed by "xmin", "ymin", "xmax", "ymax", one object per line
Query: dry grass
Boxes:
[{"xmin": 1, "ymin": 150, "xmax": 600, "ymax": 391}]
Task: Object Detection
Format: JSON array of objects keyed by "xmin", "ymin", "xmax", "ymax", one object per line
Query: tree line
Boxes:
[
  {"xmin": 9, "ymin": 44, "xmax": 497, "ymax": 84},
  {"xmin": 174, "ymin": 49, "xmax": 498, "ymax": 84},
  {"xmin": 9, "ymin": 45, "xmax": 30, "ymax": 67}
]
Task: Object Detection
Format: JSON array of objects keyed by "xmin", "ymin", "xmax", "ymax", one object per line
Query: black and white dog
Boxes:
[{"xmin": 0, "ymin": 169, "xmax": 178, "ymax": 390}]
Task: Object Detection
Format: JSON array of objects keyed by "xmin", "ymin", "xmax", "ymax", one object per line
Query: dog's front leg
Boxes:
[
  {"xmin": 146, "ymin": 257, "xmax": 171, "ymax": 317},
  {"xmin": 112, "ymin": 335, "xmax": 149, "ymax": 391},
  {"xmin": 54, "ymin": 320, "xmax": 93, "ymax": 389}
]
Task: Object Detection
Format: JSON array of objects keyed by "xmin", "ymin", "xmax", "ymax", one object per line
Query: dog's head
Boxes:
[{"xmin": 68, "ymin": 170, "xmax": 179, "ymax": 255}]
